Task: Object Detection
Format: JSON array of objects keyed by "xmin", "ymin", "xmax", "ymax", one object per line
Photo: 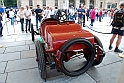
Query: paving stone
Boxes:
[
  {"xmin": 15, "ymin": 37, "xmax": 31, "ymax": 42},
  {"xmin": 47, "ymin": 73, "xmax": 96, "ymax": 83},
  {"xmin": 25, "ymin": 40, "xmax": 34, "ymax": 45},
  {"xmin": 0, "ymin": 35, "xmax": 12, "ymax": 40},
  {"xmin": 21, "ymin": 50, "xmax": 36, "ymax": 59},
  {"xmin": 5, "ymin": 58, "xmax": 37, "ymax": 72},
  {"xmin": 0, "ymin": 52, "xmax": 20, "ymax": 62},
  {"xmin": 87, "ymin": 62, "xmax": 122, "ymax": 83},
  {"xmin": 102, "ymin": 52, "xmax": 123, "ymax": 65},
  {"xmin": 30, "ymin": 44, "xmax": 35, "ymax": 50},
  {"xmin": 2, "ymin": 41, "xmax": 25, "ymax": 47},
  {"xmin": 17, "ymin": 34, "xmax": 31, "ymax": 38},
  {"xmin": 6, "ymin": 68, "xmax": 96, "ymax": 83},
  {"xmin": 0, "ymin": 48, "xmax": 5, "ymax": 54},
  {"xmin": 4, "ymin": 45, "xmax": 29, "ymax": 53},
  {"xmin": 0, "ymin": 39, "xmax": 15, "ymax": 43},
  {"xmin": 0, "ymin": 73, "xmax": 7, "ymax": 83},
  {"xmin": 6, "ymin": 68, "xmax": 43, "ymax": 83},
  {"xmin": 0, "ymin": 62, "xmax": 7, "ymax": 73}
]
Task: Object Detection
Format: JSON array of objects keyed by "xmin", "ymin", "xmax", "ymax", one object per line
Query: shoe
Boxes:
[
  {"xmin": 0, "ymin": 35, "xmax": 3, "ymax": 37},
  {"xmin": 90, "ymin": 24, "xmax": 93, "ymax": 26},
  {"xmin": 109, "ymin": 45, "xmax": 113, "ymax": 50},
  {"xmin": 114, "ymin": 48, "xmax": 123, "ymax": 53}
]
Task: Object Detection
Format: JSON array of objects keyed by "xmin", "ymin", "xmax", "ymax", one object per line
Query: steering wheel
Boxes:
[{"xmin": 56, "ymin": 9, "xmax": 66, "ymax": 21}]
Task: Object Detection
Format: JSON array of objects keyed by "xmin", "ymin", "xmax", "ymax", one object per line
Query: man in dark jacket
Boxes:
[
  {"xmin": 77, "ymin": 4, "xmax": 85, "ymax": 27},
  {"xmin": 34, "ymin": 5, "xmax": 43, "ymax": 30}
]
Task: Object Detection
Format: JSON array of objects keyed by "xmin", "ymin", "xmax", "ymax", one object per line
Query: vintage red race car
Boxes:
[{"xmin": 31, "ymin": 18, "xmax": 105, "ymax": 81}]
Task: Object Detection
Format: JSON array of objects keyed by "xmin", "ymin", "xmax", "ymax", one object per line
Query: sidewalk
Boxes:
[{"xmin": 0, "ymin": 16, "xmax": 124, "ymax": 83}]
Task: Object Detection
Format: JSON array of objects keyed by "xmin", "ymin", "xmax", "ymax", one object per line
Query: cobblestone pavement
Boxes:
[{"xmin": 0, "ymin": 16, "xmax": 124, "ymax": 83}]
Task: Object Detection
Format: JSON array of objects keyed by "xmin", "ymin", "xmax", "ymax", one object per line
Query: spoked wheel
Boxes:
[
  {"xmin": 36, "ymin": 41, "xmax": 47, "ymax": 81},
  {"xmin": 93, "ymin": 35, "xmax": 105, "ymax": 65},
  {"xmin": 59, "ymin": 38, "xmax": 95, "ymax": 76},
  {"xmin": 31, "ymin": 23, "xmax": 35, "ymax": 42}
]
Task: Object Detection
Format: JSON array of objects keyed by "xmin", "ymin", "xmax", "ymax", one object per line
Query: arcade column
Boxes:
[
  {"xmin": 75, "ymin": 0, "xmax": 80, "ymax": 8},
  {"xmin": 62, "ymin": 0, "xmax": 69, "ymax": 9},
  {"xmin": 86, "ymin": 0, "xmax": 90, "ymax": 8}
]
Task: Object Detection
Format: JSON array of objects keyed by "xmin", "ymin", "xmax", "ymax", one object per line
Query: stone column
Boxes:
[
  {"xmin": 75, "ymin": 0, "xmax": 80, "ymax": 8},
  {"xmin": 86, "ymin": 0, "xmax": 90, "ymax": 8},
  {"xmin": 21, "ymin": 0, "xmax": 29, "ymax": 8},
  {"xmin": 59, "ymin": 0, "xmax": 63, "ymax": 9},
  {"xmin": 62, "ymin": 0, "xmax": 69, "ymax": 9}
]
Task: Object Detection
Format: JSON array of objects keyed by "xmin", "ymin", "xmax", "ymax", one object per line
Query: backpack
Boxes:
[{"xmin": 111, "ymin": 10, "xmax": 124, "ymax": 28}]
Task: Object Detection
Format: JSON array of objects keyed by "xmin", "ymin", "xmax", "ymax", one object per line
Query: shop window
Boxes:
[
  {"xmin": 55, "ymin": 0, "xmax": 58, "ymax": 7},
  {"xmin": 69, "ymin": 0, "xmax": 75, "ymax": 7},
  {"xmin": 90, "ymin": 0, "xmax": 94, "ymax": 6},
  {"xmin": 43, "ymin": 0, "xmax": 46, "ymax": 6},
  {"xmin": 80, "ymin": 0, "xmax": 85, "ymax": 5},
  {"xmin": 29, "ymin": 0, "xmax": 33, "ymax": 6},
  {"xmin": 100, "ymin": 2, "xmax": 103, "ymax": 8}
]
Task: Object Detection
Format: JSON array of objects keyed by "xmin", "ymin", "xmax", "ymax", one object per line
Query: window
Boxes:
[
  {"xmin": 43, "ymin": 0, "xmax": 46, "ymax": 6},
  {"xmin": 69, "ymin": 0, "xmax": 75, "ymax": 7},
  {"xmin": 90, "ymin": 0, "xmax": 94, "ymax": 6},
  {"xmin": 107, "ymin": 4, "xmax": 111, "ymax": 9},
  {"xmin": 111, "ymin": 3, "xmax": 117, "ymax": 8},
  {"xmin": 55, "ymin": 0, "xmax": 58, "ymax": 6},
  {"xmin": 29, "ymin": 0, "xmax": 33, "ymax": 6},
  {"xmin": 107, "ymin": 3, "xmax": 117, "ymax": 9},
  {"xmin": 80, "ymin": 0, "xmax": 85, "ymax": 5},
  {"xmin": 100, "ymin": 2, "xmax": 103, "ymax": 8}
]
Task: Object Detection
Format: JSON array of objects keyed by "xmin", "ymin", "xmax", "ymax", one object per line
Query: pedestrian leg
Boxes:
[
  {"xmin": 28, "ymin": 19, "xmax": 31, "ymax": 32},
  {"xmin": 25, "ymin": 19, "xmax": 28, "ymax": 33}
]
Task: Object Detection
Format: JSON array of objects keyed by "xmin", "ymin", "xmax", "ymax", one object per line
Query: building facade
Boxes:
[{"xmin": 17, "ymin": 0, "xmax": 123, "ymax": 9}]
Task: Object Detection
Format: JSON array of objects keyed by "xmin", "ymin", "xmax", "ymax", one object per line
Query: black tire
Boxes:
[
  {"xmin": 60, "ymin": 38, "xmax": 95, "ymax": 76},
  {"xmin": 37, "ymin": 41, "xmax": 47, "ymax": 81},
  {"xmin": 35, "ymin": 40, "xmax": 41, "ymax": 61},
  {"xmin": 31, "ymin": 23, "xmax": 35, "ymax": 42},
  {"xmin": 93, "ymin": 35, "xmax": 104, "ymax": 65}
]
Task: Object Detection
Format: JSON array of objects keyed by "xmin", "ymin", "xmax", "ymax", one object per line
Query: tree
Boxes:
[{"xmin": 4, "ymin": 0, "xmax": 17, "ymax": 8}]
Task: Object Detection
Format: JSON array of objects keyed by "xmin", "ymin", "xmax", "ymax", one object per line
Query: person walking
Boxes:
[
  {"xmin": 77, "ymin": 4, "xmax": 85, "ymax": 26},
  {"xmin": 0, "ymin": 11, "xmax": 3, "ymax": 37},
  {"xmin": 54, "ymin": 7, "xmax": 58, "ymax": 18},
  {"xmin": 70, "ymin": 6, "xmax": 75, "ymax": 21},
  {"xmin": 17, "ymin": 7, "xmax": 25, "ymax": 32},
  {"xmin": 89, "ymin": 7, "xmax": 96, "ymax": 26},
  {"xmin": 86, "ymin": 8, "xmax": 90, "ymax": 21},
  {"xmin": 109, "ymin": 3, "xmax": 124, "ymax": 53},
  {"xmin": 9, "ymin": 8, "xmax": 15, "ymax": 25},
  {"xmin": 44, "ymin": 6, "xmax": 51, "ymax": 18},
  {"xmin": 24, "ymin": 5, "xmax": 32, "ymax": 33},
  {"xmin": 34, "ymin": 5, "xmax": 43, "ymax": 30},
  {"xmin": 99, "ymin": 9, "xmax": 103, "ymax": 22}
]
